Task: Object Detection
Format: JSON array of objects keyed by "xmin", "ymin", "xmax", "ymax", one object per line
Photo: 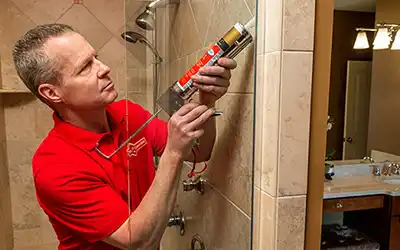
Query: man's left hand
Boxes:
[{"xmin": 191, "ymin": 57, "xmax": 237, "ymax": 106}]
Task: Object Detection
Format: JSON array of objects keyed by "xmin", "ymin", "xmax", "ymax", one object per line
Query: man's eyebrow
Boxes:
[{"xmin": 73, "ymin": 51, "xmax": 96, "ymax": 75}]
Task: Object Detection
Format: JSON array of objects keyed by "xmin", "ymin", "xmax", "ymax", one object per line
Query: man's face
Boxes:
[{"xmin": 44, "ymin": 32, "xmax": 117, "ymax": 110}]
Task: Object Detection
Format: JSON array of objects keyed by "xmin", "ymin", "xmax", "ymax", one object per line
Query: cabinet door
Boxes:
[{"xmin": 390, "ymin": 216, "xmax": 400, "ymax": 250}]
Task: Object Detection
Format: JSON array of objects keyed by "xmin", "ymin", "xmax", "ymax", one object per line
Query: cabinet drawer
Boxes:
[
  {"xmin": 323, "ymin": 195, "xmax": 384, "ymax": 213},
  {"xmin": 392, "ymin": 197, "xmax": 400, "ymax": 216}
]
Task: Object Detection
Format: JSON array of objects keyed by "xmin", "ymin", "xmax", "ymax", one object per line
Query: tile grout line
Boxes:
[{"xmin": 182, "ymin": 162, "xmax": 251, "ymax": 220}]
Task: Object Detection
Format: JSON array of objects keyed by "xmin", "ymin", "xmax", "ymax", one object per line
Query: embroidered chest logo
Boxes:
[{"xmin": 127, "ymin": 137, "xmax": 148, "ymax": 157}]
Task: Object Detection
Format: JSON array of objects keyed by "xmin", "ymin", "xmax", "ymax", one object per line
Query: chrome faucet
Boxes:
[
  {"xmin": 362, "ymin": 156, "xmax": 375, "ymax": 163},
  {"xmin": 371, "ymin": 165, "xmax": 381, "ymax": 176}
]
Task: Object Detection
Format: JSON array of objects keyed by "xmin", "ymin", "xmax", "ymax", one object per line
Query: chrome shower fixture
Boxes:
[
  {"xmin": 121, "ymin": 31, "xmax": 163, "ymax": 63},
  {"xmin": 135, "ymin": 0, "xmax": 180, "ymax": 30}
]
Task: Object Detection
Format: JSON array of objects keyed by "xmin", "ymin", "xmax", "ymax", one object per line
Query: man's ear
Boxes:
[{"xmin": 38, "ymin": 83, "xmax": 62, "ymax": 104}]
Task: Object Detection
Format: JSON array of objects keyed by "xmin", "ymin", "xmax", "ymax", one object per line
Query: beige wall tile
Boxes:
[
  {"xmin": 252, "ymin": 186, "xmax": 260, "ymax": 250},
  {"xmin": 83, "ymin": 0, "xmax": 125, "ymax": 35},
  {"xmin": 168, "ymin": 0, "xmax": 188, "ymax": 58},
  {"xmin": 161, "ymin": 165, "xmax": 251, "ymax": 250},
  {"xmin": 127, "ymin": 92, "xmax": 153, "ymax": 113},
  {"xmin": 13, "ymin": 228, "xmax": 42, "ymax": 249},
  {"xmin": 188, "ymin": 0, "xmax": 214, "ymax": 45},
  {"xmin": 34, "ymin": 104, "xmax": 54, "ymax": 139},
  {"xmin": 256, "ymin": 0, "xmax": 266, "ymax": 55},
  {"xmin": 9, "ymin": 167, "xmax": 41, "ymax": 230},
  {"xmin": 57, "ymin": 4, "xmax": 112, "ymax": 51},
  {"xmin": 0, "ymin": 0, "xmax": 36, "ymax": 90},
  {"xmin": 260, "ymin": 190, "xmax": 277, "ymax": 250},
  {"xmin": 98, "ymin": 37, "xmax": 145, "ymax": 72},
  {"xmin": 229, "ymin": 45, "xmax": 255, "ymax": 93},
  {"xmin": 3, "ymin": 95, "xmax": 39, "ymax": 141},
  {"xmin": 277, "ymin": 196, "xmax": 306, "ymax": 250},
  {"xmin": 178, "ymin": 1, "xmax": 202, "ymax": 56},
  {"xmin": 40, "ymin": 211, "xmax": 57, "ymax": 246},
  {"xmin": 254, "ymin": 54, "xmax": 263, "ymax": 189},
  {"xmin": 278, "ymin": 52, "xmax": 312, "ymax": 196},
  {"xmin": 245, "ymin": 0, "xmax": 256, "ymax": 15},
  {"xmin": 126, "ymin": 69, "xmax": 151, "ymax": 93},
  {"xmin": 10, "ymin": 0, "xmax": 72, "ymax": 25},
  {"xmin": 206, "ymin": 93, "xmax": 253, "ymax": 215},
  {"xmin": 283, "ymin": 0, "xmax": 315, "ymax": 51},
  {"xmin": 204, "ymin": 0, "xmax": 252, "ymax": 48},
  {"xmin": 265, "ymin": 0, "xmax": 283, "ymax": 53},
  {"xmin": 0, "ymin": 189, "xmax": 14, "ymax": 250},
  {"xmin": 260, "ymin": 52, "xmax": 281, "ymax": 196}
]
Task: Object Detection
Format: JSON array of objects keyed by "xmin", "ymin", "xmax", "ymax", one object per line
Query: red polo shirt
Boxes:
[{"xmin": 33, "ymin": 100, "xmax": 168, "ymax": 250}]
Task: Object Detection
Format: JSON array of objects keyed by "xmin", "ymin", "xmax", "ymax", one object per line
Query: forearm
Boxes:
[{"xmin": 126, "ymin": 150, "xmax": 183, "ymax": 249}]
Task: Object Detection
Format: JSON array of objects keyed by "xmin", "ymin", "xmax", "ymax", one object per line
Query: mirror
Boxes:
[
  {"xmin": 326, "ymin": 0, "xmax": 400, "ymax": 163},
  {"xmin": 321, "ymin": 1, "xmax": 400, "ymax": 250}
]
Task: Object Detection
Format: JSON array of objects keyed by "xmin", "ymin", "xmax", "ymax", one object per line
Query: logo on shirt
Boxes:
[{"xmin": 127, "ymin": 137, "xmax": 148, "ymax": 157}]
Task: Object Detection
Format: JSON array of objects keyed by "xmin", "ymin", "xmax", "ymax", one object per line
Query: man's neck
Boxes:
[{"xmin": 58, "ymin": 108, "xmax": 111, "ymax": 134}]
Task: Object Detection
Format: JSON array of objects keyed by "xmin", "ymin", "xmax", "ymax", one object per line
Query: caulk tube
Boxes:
[
  {"xmin": 173, "ymin": 23, "xmax": 246, "ymax": 100},
  {"xmin": 156, "ymin": 23, "xmax": 248, "ymax": 116}
]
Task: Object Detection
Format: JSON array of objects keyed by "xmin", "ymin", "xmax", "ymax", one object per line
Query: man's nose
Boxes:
[{"xmin": 97, "ymin": 61, "xmax": 111, "ymax": 77}]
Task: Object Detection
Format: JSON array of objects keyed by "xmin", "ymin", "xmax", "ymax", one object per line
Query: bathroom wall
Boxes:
[
  {"xmin": 157, "ymin": 0, "xmax": 255, "ymax": 249},
  {"xmin": 367, "ymin": 0, "xmax": 400, "ymax": 157},
  {"xmin": 0, "ymin": 0, "xmax": 151, "ymax": 249},
  {"xmin": 0, "ymin": 56, "xmax": 14, "ymax": 250},
  {"xmin": 157, "ymin": 0, "xmax": 315, "ymax": 250},
  {"xmin": 253, "ymin": 0, "xmax": 315, "ymax": 249},
  {"xmin": 326, "ymin": 10, "xmax": 375, "ymax": 160}
]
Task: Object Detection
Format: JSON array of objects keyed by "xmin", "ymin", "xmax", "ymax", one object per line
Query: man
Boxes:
[{"xmin": 12, "ymin": 23, "xmax": 236, "ymax": 250}]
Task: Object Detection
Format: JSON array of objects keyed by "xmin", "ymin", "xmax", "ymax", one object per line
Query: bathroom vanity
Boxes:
[{"xmin": 323, "ymin": 163, "xmax": 400, "ymax": 250}]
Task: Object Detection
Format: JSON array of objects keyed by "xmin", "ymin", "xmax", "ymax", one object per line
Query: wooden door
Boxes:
[{"xmin": 343, "ymin": 60, "xmax": 372, "ymax": 159}]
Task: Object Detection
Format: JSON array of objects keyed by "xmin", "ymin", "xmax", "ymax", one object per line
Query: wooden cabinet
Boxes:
[
  {"xmin": 389, "ymin": 197, "xmax": 400, "ymax": 250},
  {"xmin": 323, "ymin": 195, "xmax": 384, "ymax": 213},
  {"xmin": 389, "ymin": 216, "xmax": 400, "ymax": 250}
]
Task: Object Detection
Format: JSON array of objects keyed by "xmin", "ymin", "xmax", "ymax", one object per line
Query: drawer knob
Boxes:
[{"xmin": 336, "ymin": 202, "xmax": 343, "ymax": 208}]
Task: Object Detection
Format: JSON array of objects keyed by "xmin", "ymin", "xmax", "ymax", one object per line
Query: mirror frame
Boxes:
[{"xmin": 305, "ymin": 0, "xmax": 334, "ymax": 249}]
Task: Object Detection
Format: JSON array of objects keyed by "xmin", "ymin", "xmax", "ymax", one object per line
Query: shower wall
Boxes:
[
  {"xmin": 0, "ymin": 56, "xmax": 14, "ymax": 250},
  {"xmin": 157, "ymin": 0, "xmax": 316, "ymax": 249},
  {"xmin": 157, "ymin": 0, "xmax": 256, "ymax": 249},
  {"xmin": 253, "ymin": 0, "xmax": 315, "ymax": 249},
  {"xmin": 0, "ymin": 0, "xmax": 151, "ymax": 249}
]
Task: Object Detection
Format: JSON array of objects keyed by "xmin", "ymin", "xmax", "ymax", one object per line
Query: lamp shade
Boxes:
[
  {"xmin": 353, "ymin": 31, "xmax": 369, "ymax": 49},
  {"xmin": 391, "ymin": 31, "xmax": 400, "ymax": 50},
  {"xmin": 373, "ymin": 28, "xmax": 391, "ymax": 49}
]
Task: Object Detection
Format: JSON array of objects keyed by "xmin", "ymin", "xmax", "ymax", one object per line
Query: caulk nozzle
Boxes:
[{"xmin": 244, "ymin": 17, "xmax": 256, "ymax": 30}]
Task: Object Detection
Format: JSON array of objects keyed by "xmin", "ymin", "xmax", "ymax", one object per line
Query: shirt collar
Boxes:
[{"xmin": 52, "ymin": 102, "xmax": 126, "ymax": 150}]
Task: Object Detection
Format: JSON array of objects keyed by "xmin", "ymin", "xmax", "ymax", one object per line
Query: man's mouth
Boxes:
[{"xmin": 103, "ymin": 81, "xmax": 114, "ymax": 91}]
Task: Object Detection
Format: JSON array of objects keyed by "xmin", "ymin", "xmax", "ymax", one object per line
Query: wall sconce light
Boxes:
[
  {"xmin": 353, "ymin": 23, "xmax": 400, "ymax": 50},
  {"xmin": 391, "ymin": 31, "xmax": 400, "ymax": 50},
  {"xmin": 373, "ymin": 27, "xmax": 391, "ymax": 50},
  {"xmin": 354, "ymin": 31, "xmax": 370, "ymax": 49}
]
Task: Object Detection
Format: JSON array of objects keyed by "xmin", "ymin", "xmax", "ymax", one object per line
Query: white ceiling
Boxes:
[{"xmin": 334, "ymin": 0, "xmax": 376, "ymax": 12}]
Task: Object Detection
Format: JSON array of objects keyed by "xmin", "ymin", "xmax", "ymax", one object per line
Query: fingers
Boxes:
[
  {"xmin": 175, "ymin": 102, "xmax": 200, "ymax": 116},
  {"xmin": 185, "ymin": 108, "xmax": 214, "ymax": 131},
  {"xmin": 192, "ymin": 84, "xmax": 226, "ymax": 96},
  {"xmin": 191, "ymin": 74, "xmax": 230, "ymax": 86},
  {"xmin": 180, "ymin": 104, "xmax": 209, "ymax": 123},
  {"xmin": 197, "ymin": 66, "xmax": 231, "ymax": 80},
  {"xmin": 218, "ymin": 57, "xmax": 237, "ymax": 70}
]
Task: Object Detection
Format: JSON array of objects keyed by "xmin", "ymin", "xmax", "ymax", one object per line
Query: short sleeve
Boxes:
[
  {"xmin": 34, "ymin": 163, "xmax": 130, "ymax": 243},
  {"xmin": 127, "ymin": 101, "xmax": 168, "ymax": 156}
]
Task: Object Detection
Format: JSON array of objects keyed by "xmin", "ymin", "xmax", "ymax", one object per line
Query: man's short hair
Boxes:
[{"xmin": 12, "ymin": 23, "xmax": 75, "ymax": 101}]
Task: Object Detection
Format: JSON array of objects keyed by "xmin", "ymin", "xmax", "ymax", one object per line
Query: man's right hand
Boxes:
[{"xmin": 164, "ymin": 102, "xmax": 214, "ymax": 160}]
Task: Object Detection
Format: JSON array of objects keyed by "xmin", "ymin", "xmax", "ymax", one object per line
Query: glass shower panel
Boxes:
[{"xmin": 124, "ymin": 0, "xmax": 258, "ymax": 249}]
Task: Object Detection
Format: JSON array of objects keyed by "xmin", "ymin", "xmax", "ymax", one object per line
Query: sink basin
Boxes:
[{"xmin": 384, "ymin": 179, "xmax": 400, "ymax": 185}]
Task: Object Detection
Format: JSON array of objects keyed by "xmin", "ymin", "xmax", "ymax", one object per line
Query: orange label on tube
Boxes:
[{"xmin": 177, "ymin": 44, "xmax": 223, "ymax": 90}]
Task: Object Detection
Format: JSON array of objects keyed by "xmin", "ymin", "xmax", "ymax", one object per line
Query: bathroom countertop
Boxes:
[{"xmin": 324, "ymin": 175, "xmax": 400, "ymax": 199}]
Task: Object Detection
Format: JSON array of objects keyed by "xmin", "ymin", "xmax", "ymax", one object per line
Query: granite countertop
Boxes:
[{"xmin": 324, "ymin": 175, "xmax": 400, "ymax": 199}]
